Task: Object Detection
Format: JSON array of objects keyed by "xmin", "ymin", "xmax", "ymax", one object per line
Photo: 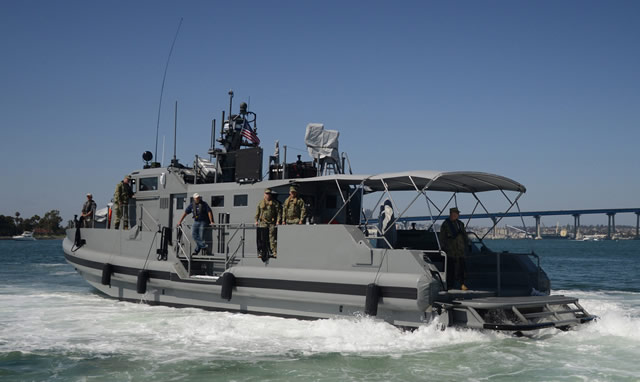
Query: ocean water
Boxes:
[{"xmin": 1, "ymin": 239, "xmax": 639, "ymax": 381}]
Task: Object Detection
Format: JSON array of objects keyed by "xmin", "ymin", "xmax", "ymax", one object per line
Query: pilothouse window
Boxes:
[
  {"xmin": 139, "ymin": 177, "xmax": 158, "ymax": 191},
  {"xmin": 212, "ymin": 196, "xmax": 224, "ymax": 207},
  {"xmin": 233, "ymin": 194, "xmax": 248, "ymax": 207}
]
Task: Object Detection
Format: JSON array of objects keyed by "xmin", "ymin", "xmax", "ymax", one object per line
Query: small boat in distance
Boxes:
[{"xmin": 12, "ymin": 231, "xmax": 36, "ymax": 241}]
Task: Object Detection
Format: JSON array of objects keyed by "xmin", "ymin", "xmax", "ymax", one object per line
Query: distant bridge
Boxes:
[{"xmin": 392, "ymin": 208, "xmax": 640, "ymax": 239}]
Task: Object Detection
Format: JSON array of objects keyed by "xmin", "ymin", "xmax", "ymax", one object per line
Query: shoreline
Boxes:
[{"xmin": 0, "ymin": 235, "xmax": 65, "ymax": 240}]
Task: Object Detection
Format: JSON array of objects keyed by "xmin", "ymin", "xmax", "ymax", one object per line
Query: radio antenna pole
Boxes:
[
  {"xmin": 154, "ymin": 17, "xmax": 183, "ymax": 162},
  {"xmin": 172, "ymin": 100, "xmax": 178, "ymax": 165}
]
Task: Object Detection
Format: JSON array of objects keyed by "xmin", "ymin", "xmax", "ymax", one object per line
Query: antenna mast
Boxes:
[
  {"xmin": 172, "ymin": 101, "xmax": 178, "ymax": 166},
  {"xmin": 154, "ymin": 17, "xmax": 183, "ymax": 163}
]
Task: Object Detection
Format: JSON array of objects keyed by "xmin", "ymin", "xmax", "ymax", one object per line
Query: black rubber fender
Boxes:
[
  {"xmin": 101, "ymin": 263, "xmax": 113, "ymax": 286},
  {"xmin": 220, "ymin": 272, "xmax": 236, "ymax": 301},
  {"xmin": 365, "ymin": 283, "xmax": 380, "ymax": 316},
  {"xmin": 137, "ymin": 270, "xmax": 150, "ymax": 294}
]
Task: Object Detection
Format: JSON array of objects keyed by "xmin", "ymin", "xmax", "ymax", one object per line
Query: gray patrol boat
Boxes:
[{"xmin": 63, "ymin": 93, "xmax": 595, "ymax": 331}]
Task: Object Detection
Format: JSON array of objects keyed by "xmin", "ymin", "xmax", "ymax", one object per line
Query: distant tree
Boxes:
[
  {"xmin": 0, "ymin": 215, "xmax": 17, "ymax": 236},
  {"xmin": 21, "ymin": 215, "xmax": 41, "ymax": 232},
  {"xmin": 38, "ymin": 210, "xmax": 64, "ymax": 234},
  {"xmin": 13, "ymin": 211, "xmax": 22, "ymax": 227}
]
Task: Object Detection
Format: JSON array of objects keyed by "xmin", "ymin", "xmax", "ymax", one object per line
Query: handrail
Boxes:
[
  {"xmin": 475, "ymin": 250, "xmax": 540, "ymax": 297},
  {"xmin": 176, "ymin": 224, "xmax": 193, "ymax": 275},
  {"xmin": 422, "ymin": 249, "xmax": 448, "ymax": 288},
  {"xmin": 223, "ymin": 223, "xmax": 247, "ymax": 266},
  {"xmin": 138, "ymin": 204, "xmax": 161, "ymax": 232},
  {"xmin": 360, "ymin": 224, "xmax": 394, "ymax": 249},
  {"xmin": 178, "ymin": 222, "xmax": 255, "ymax": 273}
]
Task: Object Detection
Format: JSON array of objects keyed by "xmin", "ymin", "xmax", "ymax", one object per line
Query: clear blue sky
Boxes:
[{"xmin": 1, "ymin": 0, "xmax": 638, "ymax": 226}]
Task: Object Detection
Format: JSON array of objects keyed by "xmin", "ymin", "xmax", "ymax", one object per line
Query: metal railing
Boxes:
[
  {"xmin": 176, "ymin": 222, "xmax": 255, "ymax": 276},
  {"xmin": 493, "ymin": 251, "xmax": 541, "ymax": 297},
  {"xmin": 176, "ymin": 224, "xmax": 194, "ymax": 274},
  {"xmin": 464, "ymin": 249, "xmax": 541, "ymax": 296},
  {"xmin": 360, "ymin": 224, "xmax": 394, "ymax": 249},
  {"xmin": 138, "ymin": 204, "xmax": 160, "ymax": 232}
]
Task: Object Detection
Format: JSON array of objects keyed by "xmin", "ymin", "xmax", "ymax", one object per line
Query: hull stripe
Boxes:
[{"xmin": 64, "ymin": 252, "xmax": 418, "ymax": 300}]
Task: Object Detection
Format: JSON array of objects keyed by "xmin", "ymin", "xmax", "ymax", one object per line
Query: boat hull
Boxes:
[
  {"xmin": 62, "ymin": 231, "xmax": 432, "ymax": 328},
  {"xmin": 63, "ymin": 227, "xmax": 595, "ymax": 331}
]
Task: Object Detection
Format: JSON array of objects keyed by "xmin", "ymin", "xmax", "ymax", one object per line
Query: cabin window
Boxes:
[
  {"xmin": 326, "ymin": 195, "xmax": 337, "ymax": 209},
  {"xmin": 139, "ymin": 177, "xmax": 158, "ymax": 191},
  {"xmin": 233, "ymin": 194, "xmax": 248, "ymax": 207},
  {"xmin": 211, "ymin": 195, "xmax": 224, "ymax": 207},
  {"xmin": 176, "ymin": 196, "xmax": 185, "ymax": 210}
]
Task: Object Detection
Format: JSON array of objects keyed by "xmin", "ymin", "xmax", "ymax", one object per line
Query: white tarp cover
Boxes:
[
  {"xmin": 305, "ymin": 123, "xmax": 340, "ymax": 163},
  {"xmin": 95, "ymin": 203, "xmax": 113, "ymax": 223}
]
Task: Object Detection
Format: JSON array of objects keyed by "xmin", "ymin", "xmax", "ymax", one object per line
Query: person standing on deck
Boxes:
[
  {"xmin": 255, "ymin": 188, "xmax": 282, "ymax": 258},
  {"xmin": 439, "ymin": 207, "xmax": 470, "ymax": 291},
  {"xmin": 81, "ymin": 193, "xmax": 97, "ymax": 228},
  {"xmin": 282, "ymin": 186, "xmax": 306, "ymax": 225},
  {"xmin": 177, "ymin": 193, "xmax": 214, "ymax": 256},
  {"xmin": 113, "ymin": 176, "xmax": 133, "ymax": 229}
]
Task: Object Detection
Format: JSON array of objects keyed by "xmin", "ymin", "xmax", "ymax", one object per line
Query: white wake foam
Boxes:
[{"xmin": 1, "ymin": 288, "xmax": 638, "ymax": 364}]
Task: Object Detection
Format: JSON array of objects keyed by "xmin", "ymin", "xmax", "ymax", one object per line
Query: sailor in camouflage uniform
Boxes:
[
  {"xmin": 81, "ymin": 193, "xmax": 97, "ymax": 228},
  {"xmin": 255, "ymin": 188, "xmax": 282, "ymax": 257},
  {"xmin": 113, "ymin": 175, "xmax": 133, "ymax": 229},
  {"xmin": 282, "ymin": 186, "xmax": 306, "ymax": 225},
  {"xmin": 439, "ymin": 207, "xmax": 470, "ymax": 291}
]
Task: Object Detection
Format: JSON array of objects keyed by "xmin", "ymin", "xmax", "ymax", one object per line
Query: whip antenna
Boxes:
[{"xmin": 154, "ymin": 17, "xmax": 183, "ymax": 162}]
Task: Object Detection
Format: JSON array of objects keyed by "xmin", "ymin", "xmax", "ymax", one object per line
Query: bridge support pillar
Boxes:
[
  {"xmin": 636, "ymin": 212, "xmax": 640, "ymax": 240},
  {"xmin": 572, "ymin": 214, "xmax": 581, "ymax": 240},
  {"xmin": 491, "ymin": 217, "xmax": 498, "ymax": 239},
  {"xmin": 534, "ymin": 215, "xmax": 542, "ymax": 240},
  {"xmin": 607, "ymin": 213, "xmax": 616, "ymax": 240}
]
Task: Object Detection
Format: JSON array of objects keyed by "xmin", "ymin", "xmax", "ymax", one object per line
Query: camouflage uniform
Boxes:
[
  {"xmin": 113, "ymin": 178, "xmax": 133, "ymax": 229},
  {"xmin": 439, "ymin": 218, "xmax": 468, "ymax": 258},
  {"xmin": 81, "ymin": 198, "xmax": 97, "ymax": 227},
  {"xmin": 255, "ymin": 197, "xmax": 282, "ymax": 255},
  {"xmin": 283, "ymin": 190, "xmax": 306, "ymax": 224},
  {"xmin": 439, "ymin": 217, "xmax": 470, "ymax": 289}
]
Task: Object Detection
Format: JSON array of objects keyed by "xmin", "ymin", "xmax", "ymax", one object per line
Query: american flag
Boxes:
[{"xmin": 241, "ymin": 120, "xmax": 260, "ymax": 145}]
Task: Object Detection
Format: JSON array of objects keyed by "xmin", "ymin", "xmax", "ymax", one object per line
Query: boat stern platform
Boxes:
[{"xmin": 435, "ymin": 294, "xmax": 596, "ymax": 331}]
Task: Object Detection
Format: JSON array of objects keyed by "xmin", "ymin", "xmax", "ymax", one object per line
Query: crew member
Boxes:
[
  {"xmin": 113, "ymin": 175, "xmax": 133, "ymax": 229},
  {"xmin": 282, "ymin": 185, "xmax": 306, "ymax": 225},
  {"xmin": 81, "ymin": 193, "xmax": 97, "ymax": 228},
  {"xmin": 177, "ymin": 193, "xmax": 214, "ymax": 256},
  {"xmin": 439, "ymin": 207, "xmax": 470, "ymax": 291},
  {"xmin": 255, "ymin": 188, "xmax": 281, "ymax": 258}
]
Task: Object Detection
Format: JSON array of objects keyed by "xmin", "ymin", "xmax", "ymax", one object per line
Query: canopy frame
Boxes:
[{"xmin": 318, "ymin": 171, "xmax": 526, "ymax": 249}]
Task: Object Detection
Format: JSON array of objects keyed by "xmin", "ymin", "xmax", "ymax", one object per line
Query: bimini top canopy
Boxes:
[
  {"xmin": 367, "ymin": 171, "xmax": 526, "ymax": 193},
  {"xmin": 293, "ymin": 171, "xmax": 526, "ymax": 193}
]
